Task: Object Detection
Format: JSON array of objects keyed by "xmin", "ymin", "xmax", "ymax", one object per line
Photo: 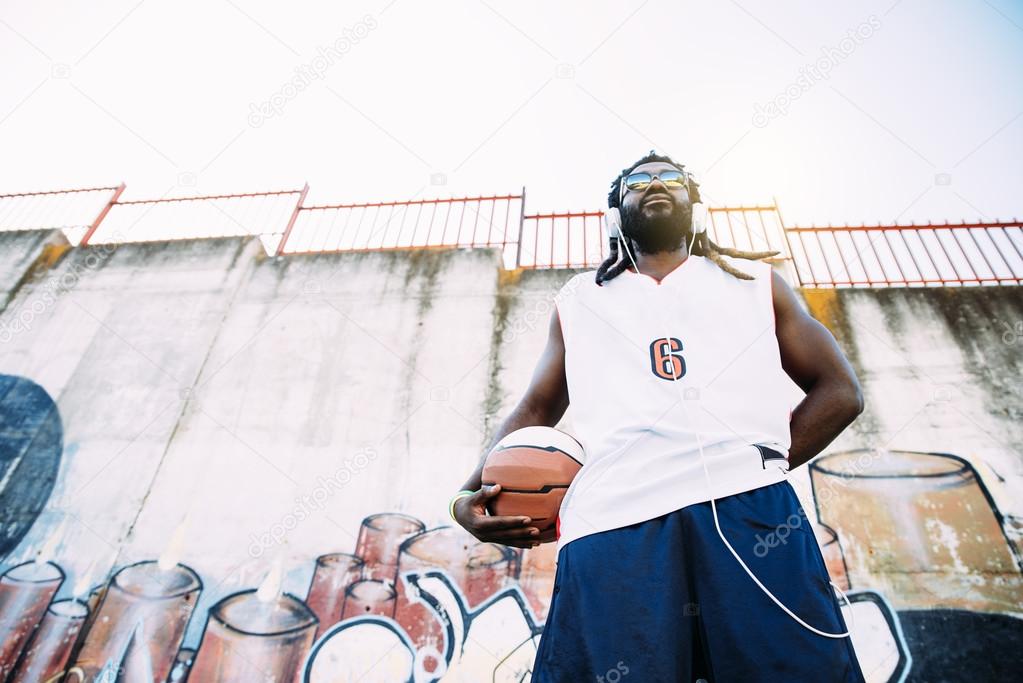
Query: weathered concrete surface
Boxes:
[
  {"xmin": 118, "ymin": 246, "xmax": 511, "ymax": 643},
  {"xmin": 0, "ymin": 237, "xmax": 261, "ymax": 591},
  {"xmin": 0, "ymin": 230, "xmax": 70, "ymax": 314},
  {"xmin": 799, "ymin": 286, "xmax": 1023, "ymax": 516},
  {"xmin": 489, "ymin": 267, "xmax": 581, "ymax": 423}
]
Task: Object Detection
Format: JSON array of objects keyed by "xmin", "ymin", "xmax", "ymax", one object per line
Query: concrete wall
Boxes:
[
  {"xmin": 0, "ymin": 235, "xmax": 1019, "ymax": 682},
  {"xmin": 0, "ymin": 230, "xmax": 70, "ymax": 313}
]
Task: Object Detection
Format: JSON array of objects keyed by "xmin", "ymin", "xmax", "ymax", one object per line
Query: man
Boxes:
[{"xmin": 451, "ymin": 151, "xmax": 866, "ymax": 681}]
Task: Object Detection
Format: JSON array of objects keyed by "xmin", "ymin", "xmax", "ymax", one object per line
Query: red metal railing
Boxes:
[
  {"xmin": 280, "ymin": 191, "xmax": 524, "ymax": 269},
  {"xmin": 0, "ymin": 182, "xmax": 1019, "ymax": 288},
  {"xmin": 0, "ymin": 186, "xmax": 123, "ymax": 245},
  {"xmin": 518, "ymin": 210, "xmax": 607, "ymax": 269},
  {"xmin": 707, "ymin": 204, "xmax": 789, "ymax": 258},
  {"xmin": 84, "ymin": 188, "xmax": 307, "ymax": 252},
  {"xmin": 785, "ymin": 219, "xmax": 1023, "ymax": 287},
  {"xmin": 519, "ymin": 204, "xmax": 792, "ymax": 271}
]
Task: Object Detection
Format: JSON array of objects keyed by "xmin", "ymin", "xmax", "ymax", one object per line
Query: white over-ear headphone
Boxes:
[
  {"xmin": 690, "ymin": 200, "xmax": 708, "ymax": 234},
  {"xmin": 688, "ymin": 201, "xmax": 706, "ymax": 255},
  {"xmin": 605, "ymin": 173, "xmax": 707, "ymax": 256},
  {"xmin": 603, "ymin": 207, "xmax": 622, "ymax": 239}
]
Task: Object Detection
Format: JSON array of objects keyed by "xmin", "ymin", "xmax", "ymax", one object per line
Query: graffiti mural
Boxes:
[
  {"xmin": 0, "ymin": 508, "xmax": 555, "ymax": 681},
  {"xmin": 809, "ymin": 449, "xmax": 1023, "ymax": 680},
  {"xmin": 4, "ymin": 427, "xmax": 1021, "ymax": 680}
]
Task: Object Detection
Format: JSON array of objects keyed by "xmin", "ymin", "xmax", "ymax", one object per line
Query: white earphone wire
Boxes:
[{"xmin": 612, "ymin": 209, "xmax": 854, "ymax": 639}]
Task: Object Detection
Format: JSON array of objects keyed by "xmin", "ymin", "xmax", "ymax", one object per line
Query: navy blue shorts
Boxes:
[{"xmin": 531, "ymin": 480, "xmax": 865, "ymax": 682}]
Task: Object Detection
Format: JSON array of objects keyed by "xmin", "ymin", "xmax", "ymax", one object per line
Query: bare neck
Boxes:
[{"xmin": 626, "ymin": 248, "xmax": 690, "ymax": 281}]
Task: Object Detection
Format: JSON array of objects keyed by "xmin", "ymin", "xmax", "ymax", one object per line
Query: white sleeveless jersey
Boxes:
[{"xmin": 553, "ymin": 254, "xmax": 793, "ymax": 551}]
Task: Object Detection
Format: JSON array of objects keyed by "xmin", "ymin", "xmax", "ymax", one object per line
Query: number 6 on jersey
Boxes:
[{"xmin": 649, "ymin": 336, "xmax": 685, "ymax": 381}]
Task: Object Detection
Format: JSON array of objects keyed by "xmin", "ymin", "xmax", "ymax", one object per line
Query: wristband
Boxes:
[{"xmin": 448, "ymin": 490, "xmax": 476, "ymax": 521}]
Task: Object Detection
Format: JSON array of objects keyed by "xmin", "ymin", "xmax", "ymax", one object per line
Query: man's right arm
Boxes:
[{"xmin": 452, "ymin": 307, "xmax": 569, "ymax": 548}]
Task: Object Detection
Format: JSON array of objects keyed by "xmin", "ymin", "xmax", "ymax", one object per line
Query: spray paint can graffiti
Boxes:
[
  {"xmin": 71, "ymin": 561, "xmax": 201, "ymax": 682},
  {"xmin": 190, "ymin": 589, "xmax": 318, "ymax": 682},
  {"xmin": 8, "ymin": 597, "xmax": 89, "ymax": 683},
  {"xmin": 0, "ymin": 561, "xmax": 65, "ymax": 678}
]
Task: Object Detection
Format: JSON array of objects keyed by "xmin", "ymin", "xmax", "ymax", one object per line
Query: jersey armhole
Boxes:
[
  {"xmin": 552, "ymin": 274, "xmax": 581, "ymax": 340},
  {"xmin": 553, "ymin": 296, "xmax": 566, "ymax": 339}
]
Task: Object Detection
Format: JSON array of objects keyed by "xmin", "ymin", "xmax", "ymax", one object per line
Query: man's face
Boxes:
[{"xmin": 619, "ymin": 161, "xmax": 693, "ymax": 254}]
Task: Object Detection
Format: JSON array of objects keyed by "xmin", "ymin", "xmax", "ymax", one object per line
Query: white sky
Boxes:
[{"xmin": 1, "ymin": 0, "xmax": 1021, "ymax": 227}]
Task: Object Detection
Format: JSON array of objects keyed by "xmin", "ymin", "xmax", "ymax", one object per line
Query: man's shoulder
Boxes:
[
  {"xmin": 553, "ymin": 270, "xmax": 599, "ymax": 309},
  {"xmin": 705, "ymin": 254, "xmax": 773, "ymax": 282},
  {"xmin": 557, "ymin": 269, "xmax": 597, "ymax": 291}
]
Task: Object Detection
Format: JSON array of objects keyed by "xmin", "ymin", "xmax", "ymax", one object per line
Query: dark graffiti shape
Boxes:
[
  {"xmin": 0, "ymin": 374, "xmax": 63, "ymax": 558},
  {"xmin": 898, "ymin": 609, "xmax": 1023, "ymax": 683}
]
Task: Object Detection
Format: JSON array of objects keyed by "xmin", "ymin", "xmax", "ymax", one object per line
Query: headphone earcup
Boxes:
[
  {"xmin": 604, "ymin": 207, "xmax": 623, "ymax": 239},
  {"xmin": 691, "ymin": 202, "xmax": 708, "ymax": 234}
]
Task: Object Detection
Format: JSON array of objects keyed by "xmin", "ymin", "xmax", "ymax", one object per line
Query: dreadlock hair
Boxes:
[{"xmin": 595, "ymin": 150, "xmax": 779, "ymax": 286}]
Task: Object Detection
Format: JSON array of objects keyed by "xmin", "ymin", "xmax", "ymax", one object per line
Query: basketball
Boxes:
[{"xmin": 481, "ymin": 426, "xmax": 585, "ymax": 531}]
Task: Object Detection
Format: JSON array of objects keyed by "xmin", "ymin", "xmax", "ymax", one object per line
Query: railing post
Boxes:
[
  {"xmin": 80, "ymin": 183, "xmax": 125, "ymax": 246},
  {"xmin": 276, "ymin": 183, "xmax": 309, "ymax": 256},
  {"xmin": 774, "ymin": 195, "xmax": 802, "ymax": 287},
  {"xmin": 514, "ymin": 185, "xmax": 526, "ymax": 269}
]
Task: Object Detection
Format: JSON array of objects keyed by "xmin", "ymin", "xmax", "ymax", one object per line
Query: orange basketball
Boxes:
[{"xmin": 481, "ymin": 426, "xmax": 585, "ymax": 532}]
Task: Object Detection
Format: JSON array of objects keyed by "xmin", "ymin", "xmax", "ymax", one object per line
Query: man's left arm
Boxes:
[{"xmin": 770, "ymin": 270, "xmax": 864, "ymax": 470}]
